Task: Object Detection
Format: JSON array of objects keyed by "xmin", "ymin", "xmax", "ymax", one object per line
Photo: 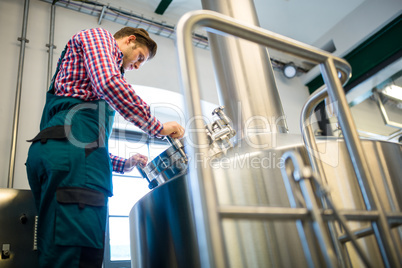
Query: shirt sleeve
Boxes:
[
  {"xmin": 76, "ymin": 28, "xmax": 163, "ymax": 137},
  {"xmin": 110, "ymin": 153, "xmax": 126, "ymax": 174}
]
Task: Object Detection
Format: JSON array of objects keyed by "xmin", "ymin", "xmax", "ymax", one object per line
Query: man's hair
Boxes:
[{"xmin": 114, "ymin": 27, "xmax": 157, "ymax": 59}]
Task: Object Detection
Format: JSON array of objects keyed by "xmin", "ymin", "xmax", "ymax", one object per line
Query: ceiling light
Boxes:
[{"xmin": 283, "ymin": 63, "xmax": 297, "ymax": 79}]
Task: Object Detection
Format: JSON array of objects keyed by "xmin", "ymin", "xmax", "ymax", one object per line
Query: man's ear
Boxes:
[{"xmin": 127, "ymin": 35, "xmax": 137, "ymax": 44}]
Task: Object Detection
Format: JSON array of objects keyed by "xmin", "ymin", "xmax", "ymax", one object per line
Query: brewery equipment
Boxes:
[
  {"xmin": 130, "ymin": 6, "xmax": 402, "ymax": 268},
  {"xmin": 137, "ymin": 106, "xmax": 236, "ymax": 189}
]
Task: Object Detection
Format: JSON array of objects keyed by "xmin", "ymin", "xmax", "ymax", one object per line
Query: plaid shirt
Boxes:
[{"xmin": 55, "ymin": 28, "xmax": 162, "ymax": 173}]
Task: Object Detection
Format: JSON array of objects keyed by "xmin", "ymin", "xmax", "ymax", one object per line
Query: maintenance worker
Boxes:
[{"xmin": 26, "ymin": 27, "xmax": 184, "ymax": 267}]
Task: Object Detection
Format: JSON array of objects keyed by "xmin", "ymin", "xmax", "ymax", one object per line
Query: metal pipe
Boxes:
[
  {"xmin": 300, "ymin": 81, "xmax": 402, "ymax": 267},
  {"xmin": 8, "ymin": 0, "xmax": 30, "ymax": 188},
  {"xmin": 202, "ymin": 0, "xmax": 288, "ymax": 140},
  {"xmin": 338, "ymin": 222, "xmax": 402, "ymax": 244},
  {"xmin": 321, "ymin": 58, "xmax": 401, "ymax": 267},
  {"xmin": 40, "ymin": 0, "xmax": 209, "ymax": 48},
  {"xmin": 219, "ymin": 206, "xmax": 310, "ymax": 220},
  {"xmin": 46, "ymin": 3, "xmax": 56, "ymax": 90},
  {"xmin": 300, "ymin": 85, "xmax": 328, "ymax": 183},
  {"xmin": 98, "ymin": 5, "xmax": 107, "ymax": 25},
  {"xmin": 282, "ymin": 151, "xmax": 338, "ymax": 267}
]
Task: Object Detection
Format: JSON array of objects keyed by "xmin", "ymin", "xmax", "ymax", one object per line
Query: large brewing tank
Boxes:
[
  {"xmin": 129, "ymin": 6, "xmax": 402, "ymax": 268},
  {"xmin": 130, "ymin": 135, "xmax": 402, "ymax": 267}
]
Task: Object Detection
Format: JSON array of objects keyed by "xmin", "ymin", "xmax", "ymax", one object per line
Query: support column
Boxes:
[{"xmin": 201, "ymin": 0, "xmax": 288, "ymax": 145}]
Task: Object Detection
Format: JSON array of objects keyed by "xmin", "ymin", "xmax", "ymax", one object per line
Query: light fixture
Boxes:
[{"xmin": 283, "ymin": 62, "xmax": 297, "ymax": 79}]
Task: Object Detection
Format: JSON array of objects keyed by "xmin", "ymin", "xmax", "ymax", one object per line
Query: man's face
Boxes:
[{"xmin": 121, "ymin": 40, "xmax": 150, "ymax": 71}]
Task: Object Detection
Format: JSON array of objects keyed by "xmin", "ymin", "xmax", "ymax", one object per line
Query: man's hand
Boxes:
[
  {"xmin": 123, "ymin": 153, "xmax": 148, "ymax": 172},
  {"xmin": 160, "ymin": 121, "xmax": 185, "ymax": 139}
]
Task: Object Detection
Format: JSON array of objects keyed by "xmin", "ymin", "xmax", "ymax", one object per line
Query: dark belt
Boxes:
[
  {"xmin": 56, "ymin": 187, "xmax": 105, "ymax": 209},
  {"xmin": 27, "ymin": 125, "xmax": 71, "ymax": 144},
  {"xmin": 27, "ymin": 124, "xmax": 104, "ymax": 158}
]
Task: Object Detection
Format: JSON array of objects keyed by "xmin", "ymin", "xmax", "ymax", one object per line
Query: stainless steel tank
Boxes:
[
  {"xmin": 129, "ymin": 4, "xmax": 402, "ymax": 268},
  {"xmin": 130, "ymin": 136, "xmax": 402, "ymax": 267}
]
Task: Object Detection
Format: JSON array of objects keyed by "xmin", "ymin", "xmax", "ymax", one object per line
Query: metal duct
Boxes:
[
  {"xmin": 8, "ymin": 0, "xmax": 30, "ymax": 188},
  {"xmin": 201, "ymin": 0, "xmax": 289, "ymax": 143}
]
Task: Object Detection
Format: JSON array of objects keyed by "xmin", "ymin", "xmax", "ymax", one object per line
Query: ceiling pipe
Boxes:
[
  {"xmin": 155, "ymin": 0, "xmax": 173, "ymax": 15},
  {"xmin": 40, "ymin": 0, "xmax": 209, "ymax": 48},
  {"xmin": 8, "ymin": 0, "xmax": 30, "ymax": 188}
]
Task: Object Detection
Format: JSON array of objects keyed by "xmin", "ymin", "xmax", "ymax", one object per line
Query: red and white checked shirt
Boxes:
[{"xmin": 54, "ymin": 28, "xmax": 163, "ymax": 173}]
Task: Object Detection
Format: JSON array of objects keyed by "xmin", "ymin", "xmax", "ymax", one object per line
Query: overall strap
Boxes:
[{"xmin": 48, "ymin": 45, "xmax": 68, "ymax": 94}]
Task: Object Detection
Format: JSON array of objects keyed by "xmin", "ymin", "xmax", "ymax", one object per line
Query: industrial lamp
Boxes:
[{"xmin": 283, "ymin": 62, "xmax": 297, "ymax": 79}]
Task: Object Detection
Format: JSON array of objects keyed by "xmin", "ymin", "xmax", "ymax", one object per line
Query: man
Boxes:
[{"xmin": 26, "ymin": 27, "xmax": 184, "ymax": 267}]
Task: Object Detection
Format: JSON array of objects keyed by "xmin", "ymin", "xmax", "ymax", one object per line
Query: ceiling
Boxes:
[{"xmin": 109, "ymin": 0, "xmax": 365, "ymax": 45}]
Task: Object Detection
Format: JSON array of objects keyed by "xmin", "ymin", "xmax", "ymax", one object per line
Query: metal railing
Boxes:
[{"xmin": 175, "ymin": 9, "xmax": 402, "ymax": 267}]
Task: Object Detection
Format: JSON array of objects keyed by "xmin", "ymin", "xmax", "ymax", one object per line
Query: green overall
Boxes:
[{"xmin": 26, "ymin": 47, "xmax": 116, "ymax": 267}]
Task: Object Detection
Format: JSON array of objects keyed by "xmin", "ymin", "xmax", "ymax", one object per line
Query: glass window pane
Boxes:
[
  {"xmin": 109, "ymin": 139, "xmax": 149, "ymax": 159},
  {"xmin": 109, "ymin": 139, "xmax": 149, "ymax": 177},
  {"xmin": 109, "ymin": 216, "xmax": 130, "ymax": 261},
  {"xmin": 109, "ymin": 176, "xmax": 150, "ymax": 216}
]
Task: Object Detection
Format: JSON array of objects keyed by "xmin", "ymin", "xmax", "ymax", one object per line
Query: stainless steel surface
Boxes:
[
  {"xmin": 282, "ymin": 150, "xmax": 372, "ymax": 267},
  {"xmin": 137, "ymin": 107, "xmax": 236, "ymax": 190},
  {"xmin": 137, "ymin": 141, "xmax": 188, "ymax": 189},
  {"xmin": 281, "ymin": 151, "xmax": 338, "ymax": 267},
  {"xmin": 314, "ymin": 138, "xmax": 402, "ymax": 267},
  {"xmin": 166, "ymin": 136, "xmax": 188, "ymax": 162},
  {"xmin": 201, "ymin": 0, "xmax": 288, "ymax": 138},
  {"xmin": 213, "ymin": 137, "xmax": 402, "ymax": 267},
  {"xmin": 174, "ymin": 9, "xmax": 351, "ymax": 268},
  {"xmin": 303, "ymin": 64, "xmax": 401, "ymax": 264},
  {"xmin": 0, "ymin": 188, "xmax": 39, "ymax": 267},
  {"xmin": 8, "ymin": 0, "xmax": 30, "ymax": 188},
  {"xmin": 130, "ymin": 8, "xmax": 401, "ymax": 268},
  {"xmin": 300, "ymin": 85, "xmax": 329, "ymax": 184},
  {"xmin": 206, "ymin": 106, "xmax": 236, "ymax": 159},
  {"xmin": 129, "ymin": 176, "xmax": 201, "ymax": 268},
  {"xmin": 130, "ymin": 137, "xmax": 402, "ymax": 267}
]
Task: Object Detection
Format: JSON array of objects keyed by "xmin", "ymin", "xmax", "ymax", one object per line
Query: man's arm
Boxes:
[{"xmin": 77, "ymin": 28, "xmax": 163, "ymax": 136}]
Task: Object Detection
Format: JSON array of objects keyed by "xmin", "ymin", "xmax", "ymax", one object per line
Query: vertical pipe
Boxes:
[
  {"xmin": 321, "ymin": 58, "xmax": 401, "ymax": 267},
  {"xmin": 201, "ymin": 0, "xmax": 288, "ymax": 144},
  {"xmin": 46, "ymin": 3, "xmax": 56, "ymax": 90},
  {"xmin": 8, "ymin": 0, "xmax": 30, "ymax": 188}
]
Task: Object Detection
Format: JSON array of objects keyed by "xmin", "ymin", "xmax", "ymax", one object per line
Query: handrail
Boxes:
[
  {"xmin": 175, "ymin": 9, "xmax": 400, "ymax": 267},
  {"xmin": 300, "ymin": 85, "xmax": 328, "ymax": 183},
  {"xmin": 300, "ymin": 84, "xmax": 401, "ymax": 265},
  {"xmin": 175, "ymin": 10, "xmax": 351, "ymax": 268}
]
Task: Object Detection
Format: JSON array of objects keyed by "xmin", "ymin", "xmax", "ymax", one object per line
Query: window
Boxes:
[
  {"xmin": 103, "ymin": 85, "xmax": 184, "ymax": 268},
  {"xmin": 103, "ymin": 132, "xmax": 169, "ymax": 267}
]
